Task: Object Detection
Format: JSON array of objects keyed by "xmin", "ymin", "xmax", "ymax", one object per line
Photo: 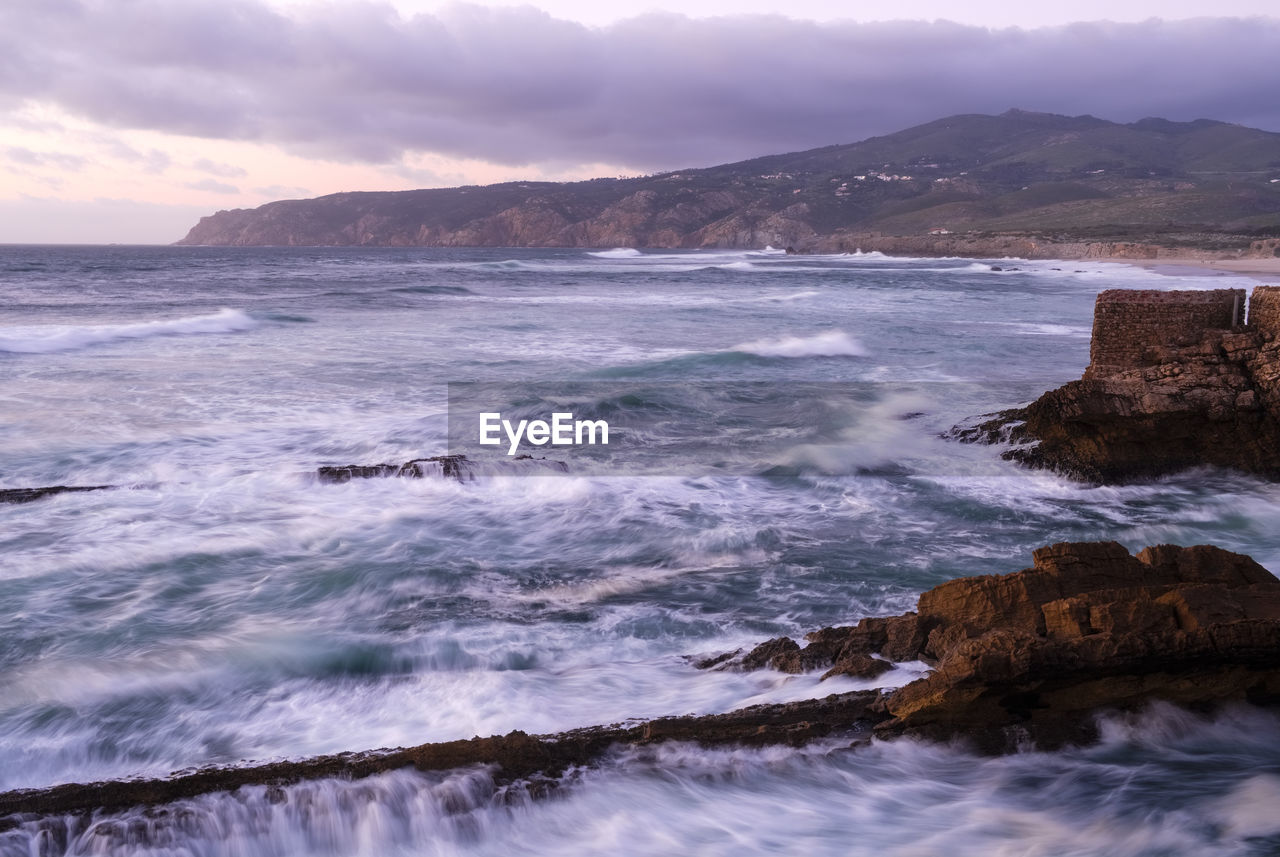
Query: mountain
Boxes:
[{"xmin": 176, "ymin": 110, "xmax": 1280, "ymax": 254}]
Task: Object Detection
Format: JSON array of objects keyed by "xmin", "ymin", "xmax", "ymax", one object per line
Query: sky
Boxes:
[{"xmin": 3, "ymin": 0, "xmax": 1280, "ymax": 243}]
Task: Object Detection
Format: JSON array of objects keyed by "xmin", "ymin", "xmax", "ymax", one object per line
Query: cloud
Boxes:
[
  {"xmin": 3, "ymin": 1, "xmax": 1280, "ymax": 172},
  {"xmin": 251, "ymin": 184, "xmax": 310, "ymax": 198},
  {"xmin": 184, "ymin": 178, "xmax": 240, "ymax": 194},
  {"xmin": 6, "ymin": 146, "xmax": 86, "ymax": 171},
  {"xmin": 95, "ymin": 138, "xmax": 172, "ymax": 173},
  {"xmin": 193, "ymin": 157, "xmax": 248, "ymax": 177}
]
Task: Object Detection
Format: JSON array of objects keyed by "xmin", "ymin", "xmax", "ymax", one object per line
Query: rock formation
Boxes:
[
  {"xmin": 0, "ymin": 455, "xmax": 564, "ymax": 506},
  {"xmin": 0, "ymin": 691, "xmax": 887, "ymax": 825},
  {"xmin": 957, "ymin": 285, "xmax": 1280, "ymax": 481},
  {"xmin": 317, "ymin": 454, "xmax": 568, "ymax": 482},
  {"xmin": 316, "ymin": 454, "xmax": 473, "ymax": 483},
  {"xmin": 0, "ymin": 485, "xmax": 113, "ymax": 504},
  {"xmin": 728, "ymin": 540, "xmax": 1280, "ymax": 749},
  {"xmin": 4, "ymin": 541, "xmax": 1277, "ymax": 827}
]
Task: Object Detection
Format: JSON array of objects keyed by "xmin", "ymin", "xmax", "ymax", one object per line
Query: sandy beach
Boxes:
[{"xmin": 1102, "ymin": 256, "xmax": 1280, "ymax": 280}]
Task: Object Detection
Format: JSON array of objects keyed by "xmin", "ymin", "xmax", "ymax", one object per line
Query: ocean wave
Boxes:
[
  {"xmin": 0, "ymin": 308, "xmax": 257, "ymax": 354},
  {"xmin": 765, "ymin": 290, "xmax": 820, "ymax": 302},
  {"xmin": 588, "ymin": 248, "xmax": 644, "ymax": 258},
  {"xmin": 5, "ymin": 705, "xmax": 1277, "ymax": 857},
  {"xmin": 731, "ymin": 330, "xmax": 868, "ymax": 358},
  {"xmin": 983, "ymin": 321, "xmax": 1091, "ymax": 337},
  {"xmin": 389, "ymin": 284, "xmax": 474, "ymax": 295}
]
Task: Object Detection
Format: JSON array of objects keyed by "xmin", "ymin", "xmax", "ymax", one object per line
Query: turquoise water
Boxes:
[{"xmin": 2, "ymin": 245, "xmax": 1279, "ymax": 855}]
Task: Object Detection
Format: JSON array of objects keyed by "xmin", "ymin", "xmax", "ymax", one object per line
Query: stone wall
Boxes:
[
  {"xmin": 1249, "ymin": 286, "xmax": 1280, "ymax": 340},
  {"xmin": 1086, "ymin": 288, "xmax": 1245, "ymax": 376}
]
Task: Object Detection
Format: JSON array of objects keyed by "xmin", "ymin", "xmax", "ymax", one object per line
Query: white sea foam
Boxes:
[
  {"xmin": 985, "ymin": 321, "xmax": 1091, "ymax": 337},
  {"xmin": 1209, "ymin": 774, "xmax": 1280, "ymax": 838},
  {"xmin": 0, "ymin": 308, "xmax": 256, "ymax": 354},
  {"xmin": 5, "ymin": 707, "xmax": 1276, "ymax": 857},
  {"xmin": 767, "ymin": 290, "xmax": 821, "ymax": 301},
  {"xmin": 588, "ymin": 248, "xmax": 644, "ymax": 258},
  {"xmin": 732, "ymin": 330, "xmax": 868, "ymax": 358}
]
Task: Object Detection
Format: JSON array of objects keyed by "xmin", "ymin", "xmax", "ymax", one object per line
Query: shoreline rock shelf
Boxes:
[
  {"xmin": 4, "ymin": 541, "xmax": 1277, "ymax": 826},
  {"xmin": 957, "ymin": 285, "xmax": 1280, "ymax": 481},
  {"xmin": 726, "ymin": 541, "xmax": 1280, "ymax": 749}
]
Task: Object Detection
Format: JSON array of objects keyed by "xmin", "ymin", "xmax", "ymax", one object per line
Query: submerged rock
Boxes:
[
  {"xmin": 0, "ymin": 485, "xmax": 113, "ymax": 504},
  {"xmin": 2, "ymin": 454, "xmax": 565, "ymax": 508},
  {"xmin": 317, "ymin": 454, "xmax": 471, "ymax": 482},
  {"xmin": 955, "ymin": 286, "xmax": 1280, "ymax": 481},
  {"xmin": 317, "ymin": 453, "xmax": 568, "ymax": 483}
]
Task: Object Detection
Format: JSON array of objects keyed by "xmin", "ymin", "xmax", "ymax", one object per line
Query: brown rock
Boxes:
[
  {"xmin": 823, "ymin": 652, "xmax": 895, "ymax": 681},
  {"xmin": 736, "ymin": 541, "xmax": 1280, "ymax": 751},
  {"xmin": 739, "ymin": 636, "xmax": 801, "ymax": 672},
  {"xmin": 881, "ymin": 613, "xmax": 926, "ymax": 661},
  {"xmin": 956, "ymin": 287, "xmax": 1280, "ymax": 481}
]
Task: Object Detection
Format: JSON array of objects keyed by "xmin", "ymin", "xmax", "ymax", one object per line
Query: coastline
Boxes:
[{"xmin": 1097, "ymin": 256, "xmax": 1280, "ymax": 280}]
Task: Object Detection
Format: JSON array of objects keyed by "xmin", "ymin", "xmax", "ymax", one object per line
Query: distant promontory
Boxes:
[{"xmin": 177, "ymin": 110, "xmax": 1280, "ymax": 258}]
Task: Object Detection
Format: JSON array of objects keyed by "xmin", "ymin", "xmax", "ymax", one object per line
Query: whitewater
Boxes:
[{"xmin": 2, "ymin": 245, "xmax": 1279, "ymax": 856}]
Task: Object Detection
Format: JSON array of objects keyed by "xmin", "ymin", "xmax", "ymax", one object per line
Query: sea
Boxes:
[{"xmin": 2, "ymin": 245, "xmax": 1280, "ymax": 856}]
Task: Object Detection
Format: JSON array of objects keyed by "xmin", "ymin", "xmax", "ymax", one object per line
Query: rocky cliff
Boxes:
[
  {"xmin": 176, "ymin": 111, "xmax": 1280, "ymax": 250},
  {"xmin": 959, "ymin": 285, "xmax": 1280, "ymax": 481}
]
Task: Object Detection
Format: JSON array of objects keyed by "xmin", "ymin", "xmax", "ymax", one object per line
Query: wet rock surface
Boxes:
[
  {"xmin": 317, "ymin": 453, "xmax": 568, "ymax": 482},
  {"xmin": 0, "ymin": 485, "xmax": 113, "ymax": 504},
  {"xmin": 0, "ymin": 692, "xmax": 886, "ymax": 827},
  {"xmin": 726, "ymin": 541, "xmax": 1280, "ymax": 749},
  {"xmin": 316, "ymin": 454, "xmax": 472, "ymax": 482},
  {"xmin": 2, "ymin": 454, "xmax": 565, "ymax": 506}
]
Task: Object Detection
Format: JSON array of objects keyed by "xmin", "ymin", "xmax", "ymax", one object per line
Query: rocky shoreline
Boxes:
[
  {"xmin": 4, "ymin": 540, "xmax": 1276, "ymax": 828},
  {"xmin": 807, "ymin": 233, "xmax": 1280, "ymax": 265}
]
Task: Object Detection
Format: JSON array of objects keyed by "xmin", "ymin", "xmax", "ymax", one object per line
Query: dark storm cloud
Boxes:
[{"xmin": 4, "ymin": 0, "xmax": 1280, "ymax": 171}]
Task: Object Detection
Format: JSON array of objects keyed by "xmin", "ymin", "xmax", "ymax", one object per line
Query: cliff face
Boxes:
[
  {"xmin": 959, "ymin": 286, "xmax": 1280, "ymax": 481},
  {"xmin": 177, "ymin": 186, "xmax": 821, "ymax": 250},
  {"xmin": 176, "ymin": 110, "xmax": 1280, "ymax": 248}
]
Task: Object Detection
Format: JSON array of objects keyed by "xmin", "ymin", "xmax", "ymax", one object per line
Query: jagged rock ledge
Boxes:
[
  {"xmin": 955, "ymin": 285, "xmax": 1280, "ymax": 481},
  {"xmin": 0, "ymin": 485, "xmax": 113, "ymax": 505},
  {"xmin": 1, "ymin": 454, "xmax": 567, "ymax": 506},
  {"xmin": 316, "ymin": 454, "xmax": 473, "ymax": 483},
  {"xmin": 0, "ymin": 692, "xmax": 886, "ymax": 826},
  {"xmin": 3, "ymin": 540, "xmax": 1277, "ymax": 827},
  {"xmin": 317, "ymin": 453, "xmax": 567, "ymax": 483}
]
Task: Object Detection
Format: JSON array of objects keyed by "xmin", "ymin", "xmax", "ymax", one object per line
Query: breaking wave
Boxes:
[
  {"xmin": 0, "ymin": 308, "xmax": 257, "ymax": 354},
  {"xmin": 731, "ymin": 330, "xmax": 868, "ymax": 358},
  {"xmin": 588, "ymin": 248, "xmax": 644, "ymax": 258}
]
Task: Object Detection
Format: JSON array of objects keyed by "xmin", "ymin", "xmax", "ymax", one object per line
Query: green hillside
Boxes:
[{"xmin": 178, "ymin": 110, "xmax": 1280, "ymax": 248}]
